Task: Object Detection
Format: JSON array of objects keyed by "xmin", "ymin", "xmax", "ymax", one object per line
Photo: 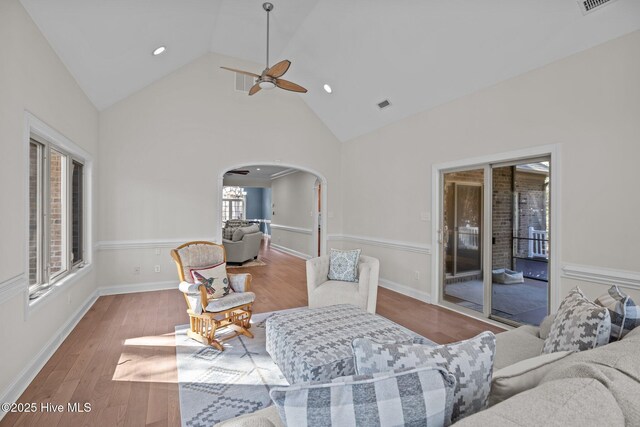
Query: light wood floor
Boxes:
[{"xmin": 2, "ymin": 240, "xmax": 503, "ymax": 427}]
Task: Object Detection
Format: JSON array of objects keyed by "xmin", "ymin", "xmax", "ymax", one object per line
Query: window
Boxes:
[
  {"xmin": 29, "ymin": 137, "xmax": 85, "ymax": 300},
  {"xmin": 221, "ymin": 186, "xmax": 246, "ymax": 226}
]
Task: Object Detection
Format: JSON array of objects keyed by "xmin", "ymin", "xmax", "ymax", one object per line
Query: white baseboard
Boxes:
[
  {"xmin": 270, "ymin": 243, "xmax": 313, "ymax": 260},
  {"xmin": 98, "ymin": 280, "xmax": 176, "ymax": 296},
  {"xmin": 379, "ymin": 278, "xmax": 432, "ymax": 303},
  {"xmin": 0, "ymin": 290, "xmax": 98, "ymax": 419}
]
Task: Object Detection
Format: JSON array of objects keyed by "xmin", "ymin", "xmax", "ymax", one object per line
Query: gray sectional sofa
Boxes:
[{"xmin": 216, "ymin": 315, "xmax": 640, "ymax": 426}]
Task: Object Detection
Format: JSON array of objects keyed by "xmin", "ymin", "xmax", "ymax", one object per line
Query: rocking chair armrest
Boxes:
[{"xmin": 228, "ymin": 273, "xmax": 252, "ymax": 293}]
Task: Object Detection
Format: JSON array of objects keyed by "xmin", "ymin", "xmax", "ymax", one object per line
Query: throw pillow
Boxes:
[
  {"xmin": 223, "ymin": 227, "xmax": 238, "ymax": 240},
  {"xmin": 270, "ymin": 366, "xmax": 456, "ymax": 427},
  {"xmin": 190, "ymin": 263, "xmax": 233, "ymax": 299},
  {"xmin": 542, "ymin": 287, "xmax": 611, "ymax": 354},
  {"xmin": 232, "ymin": 224, "xmax": 261, "ymax": 241},
  {"xmin": 352, "ymin": 331, "xmax": 496, "ymax": 423},
  {"xmin": 489, "ymin": 350, "xmax": 573, "ymax": 406},
  {"xmin": 595, "ymin": 285, "xmax": 640, "ymax": 341},
  {"xmin": 327, "ymin": 248, "xmax": 361, "ymax": 282}
]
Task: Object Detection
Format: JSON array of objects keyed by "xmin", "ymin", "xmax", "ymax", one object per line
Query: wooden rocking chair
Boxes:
[{"xmin": 171, "ymin": 241, "xmax": 255, "ymax": 350}]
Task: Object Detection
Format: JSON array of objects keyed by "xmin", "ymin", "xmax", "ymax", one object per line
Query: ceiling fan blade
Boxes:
[
  {"xmin": 220, "ymin": 66, "xmax": 260, "ymax": 78},
  {"xmin": 266, "ymin": 60, "xmax": 291, "ymax": 78},
  {"xmin": 276, "ymin": 79, "xmax": 308, "ymax": 93},
  {"xmin": 248, "ymin": 83, "xmax": 262, "ymax": 96}
]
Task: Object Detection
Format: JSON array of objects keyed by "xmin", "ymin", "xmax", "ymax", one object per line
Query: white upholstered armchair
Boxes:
[{"xmin": 306, "ymin": 255, "xmax": 380, "ymax": 313}]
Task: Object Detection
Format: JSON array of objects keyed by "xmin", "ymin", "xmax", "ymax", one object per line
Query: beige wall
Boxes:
[
  {"xmin": 0, "ymin": 0, "xmax": 98, "ymax": 403},
  {"xmin": 271, "ymin": 171, "xmax": 319, "ymax": 257},
  {"xmin": 340, "ymin": 30, "xmax": 640, "ymax": 304},
  {"xmin": 97, "ymin": 53, "xmax": 341, "ymax": 287}
]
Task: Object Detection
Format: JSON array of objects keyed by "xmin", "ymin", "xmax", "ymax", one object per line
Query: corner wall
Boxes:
[
  {"xmin": 339, "ymin": 30, "xmax": 640, "ymax": 304},
  {"xmin": 0, "ymin": 0, "xmax": 99, "ymax": 407}
]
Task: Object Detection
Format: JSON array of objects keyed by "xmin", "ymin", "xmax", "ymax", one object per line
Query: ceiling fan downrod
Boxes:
[{"xmin": 264, "ymin": 2, "xmax": 274, "ymax": 70}]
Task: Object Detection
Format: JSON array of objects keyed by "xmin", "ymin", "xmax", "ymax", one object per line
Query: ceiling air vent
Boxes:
[
  {"xmin": 578, "ymin": 0, "xmax": 618, "ymax": 14},
  {"xmin": 235, "ymin": 73, "xmax": 256, "ymax": 92},
  {"xmin": 377, "ymin": 99, "xmax": 391, "ymax": 110}
]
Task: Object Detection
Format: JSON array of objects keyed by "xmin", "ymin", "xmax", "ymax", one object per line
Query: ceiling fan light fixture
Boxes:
[
  {"xmin": 259, "ymin": 80, "xmax": 276, "ymax": 90},
  {"xmin": 152, "ymin": 46, "xmax": 166, "ymax": 56}
]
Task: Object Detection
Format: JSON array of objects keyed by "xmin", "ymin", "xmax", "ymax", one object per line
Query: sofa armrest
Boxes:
[
  {"xmin": 228, "ymin": 273, "xmax": 252, "ymax": 292},
  {"xmin": 306, "ymin": 255, "xmax": 330, "ymax": 292}
]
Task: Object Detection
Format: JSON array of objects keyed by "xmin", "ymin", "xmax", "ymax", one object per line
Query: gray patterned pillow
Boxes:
[
  {"xmin": 595, "ymin": 285, "xmax": 640, "ymax": 342},
  {"xmin": 543, "ymin": 287, "xmax": 611, "ymax": 354},
  {"xmin": 327, "ymin": 248, "xmax": 361, "ymax": 282},
  {"xmin": 270, "ymin": 365, "xmax": 456, "ymax": 427},
  {"xmin": 352, "ymin": 331, "xmax": 496, "ymax": 423}
]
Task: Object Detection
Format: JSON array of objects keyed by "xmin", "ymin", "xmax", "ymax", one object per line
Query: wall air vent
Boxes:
[
  {"xmin": 235, "ymin": 73, "xmax": 256, "ymax": 92},
  {"xmin": 578, "ymin": 0, "xmax": 618, "ymax": 14},
  {"xmin": 377, "ymin": 99, "xmax": 391, "ymax": 110}
]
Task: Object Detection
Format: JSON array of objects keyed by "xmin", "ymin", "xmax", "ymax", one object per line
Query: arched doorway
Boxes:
[{"xmin": 217, "ymin": 163, "xmax": 328, "ymax": 258}]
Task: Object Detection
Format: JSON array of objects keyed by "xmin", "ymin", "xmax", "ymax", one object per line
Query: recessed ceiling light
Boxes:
[
  {"xmin": 152, "ymin": 46, "xmax": 166, "ymax": 56},
  {"xmin": 256, "ymin": 168, "xmax": 261, "ymax": 171},
  {"xmin": 323, "ymin": 84, "xmax": 332, "ymax": 94}
]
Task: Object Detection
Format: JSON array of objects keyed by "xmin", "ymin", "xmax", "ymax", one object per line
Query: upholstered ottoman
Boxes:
[{"xmin": 265, "ymin": 304, "xmax": 429, "ymax": 384}]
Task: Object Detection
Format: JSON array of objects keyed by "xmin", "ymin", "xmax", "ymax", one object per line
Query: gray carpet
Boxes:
[
  {"xmin": 176, "ymin": 310, "xmax": 299, "ymax": 427},
  {"xmin": 445, "ymin": 278, "xmax": 548, "ymax": 316}
]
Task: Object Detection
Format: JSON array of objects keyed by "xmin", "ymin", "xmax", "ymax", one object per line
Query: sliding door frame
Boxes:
[{"xmin": 431, "ymin": 144, "xmax": 561, "ymax": 324}]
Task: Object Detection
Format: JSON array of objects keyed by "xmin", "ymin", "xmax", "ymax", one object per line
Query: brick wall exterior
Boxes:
[
  {"xmin": 49, "ymin": 151, "xmax": 64, "ymax": 275},
  {"xmin": 29, "ymin": 143, "xmax": 39, "ymax": 285},
  {"xmin": 492, "ymin": 167, "xmax": 513, "ymax": 269}
]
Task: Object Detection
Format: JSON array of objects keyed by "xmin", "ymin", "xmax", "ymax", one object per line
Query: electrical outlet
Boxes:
[
  {"xmin": 155, "ymin": 248, "xmax": 161, "ymax": 255},
  {"xmin": 67, "ymin": 293, "xmax": 71, "ymax": 305},
  {"xmin": 420, "ymin": 212, "xmax": 431, "ymax": 222},
  {"xmin": 133, "ymin": 266, "xmax": 140, "ymax": 275},
  {"xmin": 154, "ymin": 265, "xmax": 161, "ymax": 273},
  {"xmin": 414, "ymin": 271, "xmax": 420, "ymax": 281}
]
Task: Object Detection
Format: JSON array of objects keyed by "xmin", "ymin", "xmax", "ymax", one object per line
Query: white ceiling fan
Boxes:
[{"xmin": 220, "ymin": 2, "xmax": 307, "ymax": 96}]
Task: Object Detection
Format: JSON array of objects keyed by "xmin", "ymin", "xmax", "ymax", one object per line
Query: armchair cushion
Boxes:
[
  {"xmin": 228, "ymin": 273, "xmax": 251, "ymax": 293},
  {"xmin": 327, "ymin": 248, "xmax": 361, "ymax": 282},
  {"xmin": 205, "ymin": 292, "xmax": 256, "ymax": 312},
  {"xmin": 232, "ymin": 224, "xmax": 260, "ymax": 242},
  {"xmin": 191, "ymin": 263, "xmax": 233, "ymax": 299}
]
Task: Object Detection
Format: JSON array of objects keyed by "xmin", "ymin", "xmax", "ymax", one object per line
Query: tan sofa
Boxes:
[{"xmin": 216, "ymin": 316, "xmax": 640, "ymax": 426}]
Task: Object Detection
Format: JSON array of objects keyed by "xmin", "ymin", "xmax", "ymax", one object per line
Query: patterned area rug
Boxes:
[
  {"xmin": 226, "ymin": 259, "xmax": 267, "ymax": 269},
  {"xmin": 175, "ymin": 310, "xmax": 300, "ymax": 427}
]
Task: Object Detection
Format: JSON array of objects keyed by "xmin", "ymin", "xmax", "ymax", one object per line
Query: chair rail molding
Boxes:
[
  {"xmin": 562, "ymin": 263, "xmax": 640, "ymax": 291},
  {"xmin": 328, "ymin": 234, "xmax": 431, "ymax": 255},
  {"xmin": 96, "ymin": 238, "xmax": 217, "ymax": 251},
  {"xmin": 270, "ymin": 224, "xmax": 312, "ymax": 235},
  {"xmin": 0, "ymin": 274, "xmax": 26, "ymax": 305}
]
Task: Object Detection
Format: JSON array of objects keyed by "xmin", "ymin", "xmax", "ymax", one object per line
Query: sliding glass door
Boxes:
[{"xmin": 439, "ymin": 157, "xmax": 551, "ymax": 326}]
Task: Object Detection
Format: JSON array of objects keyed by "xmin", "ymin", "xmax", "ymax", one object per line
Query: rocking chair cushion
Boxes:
[{"xmin": 205, "ymin": 291, "xmax": 256, "ymax": 313}]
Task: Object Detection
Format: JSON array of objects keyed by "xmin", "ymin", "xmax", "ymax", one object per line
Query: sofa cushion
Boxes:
[
  {"xmin": 232, "ymin": 224, "xmax": 260, "ymax": 241},
  {"xmin": 494, "ymin": 326, "xmax": 544, "ymax": 370},
  {"xmin": 595, "ymin": 285, "xmax": 640, "ymax": 341},
  {"xmin": 538, "ymin": 313, "xmax": 555, "ymax": 340},
  {"xmin": 270, "ymin": 366, "xmax": 456, "ymax": 427},
  {"xmin": 191, "ymin": 263, "xmax": 233, "ymax": 299},
  {"xmin": 542, "ymin": 287, "xmax": 611, "ymax": 354},
  {"xmin": 327, "ymin": 248, "xmax": 361, "ymax": 282},
  {"xmin": 352, "ymin": 331, "xmax": 495, "ymax": 423},
  {"xmin": 453, "ymin": 377, "xmax": 624, "ymax": 427},
  {"xmin": 489, "ymin": 350, "xmax": 573, "ymax": 406}
]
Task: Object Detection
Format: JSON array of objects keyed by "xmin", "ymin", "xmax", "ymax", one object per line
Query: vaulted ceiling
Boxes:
[{"xmin": 20, "ymin": 0, "xmax": 640, "ymax": 141}]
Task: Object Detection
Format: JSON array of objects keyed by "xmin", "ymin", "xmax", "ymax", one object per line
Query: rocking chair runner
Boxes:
[{"xmin": 171, "ymin": 241, "xmax": 255, "ymax": 350}]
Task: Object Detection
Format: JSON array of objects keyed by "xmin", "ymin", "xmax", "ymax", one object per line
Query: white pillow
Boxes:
[{"xmin": 190, "ymin": 263, "xmax": 233, "ymax": 299}]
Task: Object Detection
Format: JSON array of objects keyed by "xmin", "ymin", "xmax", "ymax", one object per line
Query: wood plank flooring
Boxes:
[{"xmin": 2, "ymin": 239, "xmax": 503, "ymax": 427}]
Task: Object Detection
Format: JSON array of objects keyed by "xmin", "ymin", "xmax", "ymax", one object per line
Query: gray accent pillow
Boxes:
[
  {"xmin": 270, "ymin": 365, "xmax": 456, "ymax": 427},
  {"xmin": 543, "ymin": 287, "xmax": 611, "ymax": 354},
  {"xmin": 352, "ymin": 331, "xmax": 496, "ymax": 423},
  {"xmin": 232, "ymin": 224, "xmax": 260, "ymax": 241},
  {"xmin": 595, "ymin": 285, "xmax": 640, "ymax": 342},
  {"xmin": 327, "ymin": 248, "xmax": 361, "ymax": 282}
]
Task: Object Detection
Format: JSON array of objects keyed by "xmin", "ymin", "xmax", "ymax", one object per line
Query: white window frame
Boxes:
[{"xmin": 24, "ymin": 112, "xmax": 93, "ymax": 315}]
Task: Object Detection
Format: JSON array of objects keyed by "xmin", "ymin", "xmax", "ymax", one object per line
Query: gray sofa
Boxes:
[
  {"xmin": 216, "ymin": 314, "xmax": 640, "ymax": 426},
  {"xmin": 223, "ymin": 224, "xmax": 263, "ymax": 264}
]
